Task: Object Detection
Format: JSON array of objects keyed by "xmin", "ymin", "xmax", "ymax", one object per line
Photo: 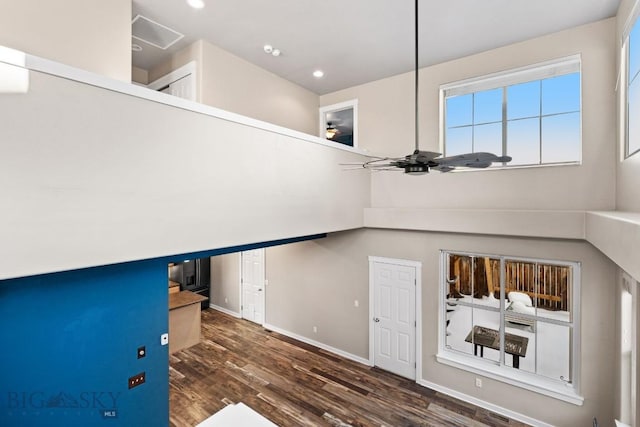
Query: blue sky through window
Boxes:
[
  {"xmin": 445, "ymin": 71, "xmax": 580, "ymax": 165},
  {"xmin": 446, "ymin": 95, "xmax": 472, "ymax": 127},
  {"xmin": 542, "ymin": 74, "xmax": 580, "ymax": 115},
  {"xmin": 629, "ymin": 20, "xmax": 640, "ymax": 86},
  {"xmin": 508, "ymin": 81, "xmax": 540, "ymax": 120},
  {"xmin": 474, "ymin": 88, "xmax": 502, "ymax": 124},
  {"xmin": 628, "ymin": 20, "xmax": 640, "ymax": 156}
]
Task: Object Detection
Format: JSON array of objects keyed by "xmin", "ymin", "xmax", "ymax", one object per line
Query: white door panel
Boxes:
[
  {"xmin": 372, "ymin": 261, "xmax": 416, "ymax": 380},
  {"xmin": 167, "ymin": 74, "xmax": 194, "ymax": 101},
  {"xmin": 241, "ymin": 249, "xmax": 265, "ymax": 324}
]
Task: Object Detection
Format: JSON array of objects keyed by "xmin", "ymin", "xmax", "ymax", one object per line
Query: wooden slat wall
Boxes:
[{"xmin": 448, "ymin": 254, "xmax": 569, "ymax": 311}]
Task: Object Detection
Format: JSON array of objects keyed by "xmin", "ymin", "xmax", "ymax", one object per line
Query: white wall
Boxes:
[
  {"xmin": 321, "ymin": 19, "xmax": 617, "ymax": 212},
  {"xmin": 210, "ymin": 253, "xmax": 241, "ymax": 314},
  {"xmin": 617, "ymin": 0, "xmax": 640, "ymax": 212},
  {"xmin": 266, "ymin": 233, "xmax": 370, "ymax": 356},
  {"xmin": 613, "ymin": 3, "xmax": 640, "ymax": 423},
  {"xmin": 0, "ymin": 0, "xmax": 131, "ymax": 82},
  {"xmin": 0, "ymin": 68, "xmax": 369, "ymax": 280},
  {"xmin": 132, "ymin": 66, "xmax": 149, "ymax": 85},
  {"xmin": 149, "ymin": 40, "xmax": 319, "ymax": 135},
  {"xmin": 265, "ymin": 228, "xmax": 616, "ymax": 427}
]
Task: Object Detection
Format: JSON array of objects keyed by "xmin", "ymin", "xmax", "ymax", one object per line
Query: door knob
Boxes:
[
  {"xmin": 258, "ymin": 288, "xmax": 263, "ymax": 291},
  {"xmin": 373, "ymin": 318, "xmax": 380, "ymax": 322}
]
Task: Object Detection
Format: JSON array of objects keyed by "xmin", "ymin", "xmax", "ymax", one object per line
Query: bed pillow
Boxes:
[{"xmin": 508, "ymin": 291, "xmax": 533, "ymax": 307}]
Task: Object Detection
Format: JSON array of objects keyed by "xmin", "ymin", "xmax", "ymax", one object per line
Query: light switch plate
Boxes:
[{"xmin": 160, "ymin": 333, "xmax": 169, "ymax": 346}]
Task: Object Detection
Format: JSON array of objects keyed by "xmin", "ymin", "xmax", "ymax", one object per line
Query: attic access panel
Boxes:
[{"xmin": 132, "ymin": 15, "xmax": 184, "ymax": 50}]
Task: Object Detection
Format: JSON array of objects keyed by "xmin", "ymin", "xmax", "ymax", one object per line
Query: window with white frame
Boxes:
[
  {"xmin": 438, "ymin": 251, "xmax": 582, "ymax": 404},
  {"xmin": 626, "ymin": 11, "xmax": 640, "ymax": 158},
  {"xmin": 441, "ymin": 56, "xmax": 581, "ymax": 167},
  {"xmin": 319, "ymin": 100, "xmax": 358, "ymax": 147}
]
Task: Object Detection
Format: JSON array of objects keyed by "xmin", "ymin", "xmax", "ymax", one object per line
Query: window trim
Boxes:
[
  {"xmin": 439, "ymin": 55, "xmax": 582, "ymax": 169},
  {"xmin": 437, "ymin": 250, "xmax": 583, "ymax": 405},
  {"xmin": 319, "ymin": 99, "xmax": 358, "ymax": 148}
]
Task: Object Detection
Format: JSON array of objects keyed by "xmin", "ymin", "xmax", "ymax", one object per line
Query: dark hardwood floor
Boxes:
[{"xmin": 169, "ymin": 309, "xmax": 529, "ymax": 427}]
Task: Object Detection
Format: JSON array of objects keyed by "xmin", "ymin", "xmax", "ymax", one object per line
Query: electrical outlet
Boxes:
[
  {"xmin": 224, "ymin": 297, "xmax": 228, "ymax": 304},
  {"xmin": 128, "ymin": 372, "xmax": 145, "ymax": 389},
  {"xmin": 160, "ymin": 333, "xmax": 169, "ymax": 346},
  {"xmin": 354, "ymin": 300, "xmax": 359, "ymax": 307},
  {"xmin": 313, "ymin": 326, "xmax": 317, "ymax": 333},
  {"xmin": 137, "ymin": 346, "xmax": 146, "ymax": 359},
  {"xmin": 475, "ymin": 378, "xmax": 482, "ymax": 388}
]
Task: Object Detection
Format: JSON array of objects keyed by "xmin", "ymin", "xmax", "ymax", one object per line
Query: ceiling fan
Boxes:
[
  {"xmin": 325, "ymin": 122, "xmax": 339, "ymax": 139},
  {"xmin": 346, "ymin": 0, "xmax": 511, "ymax": 175}
]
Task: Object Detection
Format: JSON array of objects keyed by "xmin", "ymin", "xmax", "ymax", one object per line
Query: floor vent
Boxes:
[{"xmin": 132, "ymin": 15, "xmax": 184, "ymax": 50}]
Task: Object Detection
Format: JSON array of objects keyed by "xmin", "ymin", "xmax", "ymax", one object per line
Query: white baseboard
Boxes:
[
  {"xmin": 417, "ymin": 379, "xmax": 553, "ymax": 427},
  {"xmin": 263, "ymin": 323, "xmax": 372, "ymax": 367},
  {"xmin": 209, "ymin": 304, "xmax": 241, "ymax": 318}
]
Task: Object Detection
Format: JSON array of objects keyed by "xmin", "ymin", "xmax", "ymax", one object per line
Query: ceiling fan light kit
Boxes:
[
  {"xmin": 325, "ymin": 122, "xmax": 338, "ymax": 139},
  {"xmin": 351, "ymin": 0, "xmax": 511, "ymax": 175}
]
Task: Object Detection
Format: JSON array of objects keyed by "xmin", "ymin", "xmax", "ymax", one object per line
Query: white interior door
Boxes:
[
  {"xmin": 147, "ymin": 61, "xmax": 197, "ymax": 101},
  {"xmin": 372, "ymin": 260, "xmax": 416, "ymax": 380},
  {"xmin": 162, "ymin": 74, "xmax": 194, "ymax": 100},
  {"xmin": 241, "ymin": 249, "xmax": 265, "ymax": 324}
]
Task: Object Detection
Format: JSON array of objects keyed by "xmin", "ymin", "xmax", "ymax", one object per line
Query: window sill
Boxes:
[
  {"xmin": 447, "ymin": 161, "xmax": 581, "ymax": 173},
  {"xmin": 436, "ymin": 352, "xmax": 584, "ymax": 406}
]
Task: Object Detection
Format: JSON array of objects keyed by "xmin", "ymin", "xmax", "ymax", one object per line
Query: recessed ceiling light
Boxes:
[
  {"xmin": 313, "ymin": 70, "xmax": 324, "ymax": 78},
  {"xmin": 187, "ymin": 0, "xmax": 205, "ymax": 9},
  {"xmin": 271, "ymin": 49, "xmax": 281, "ymax": 57},
  {"xmin": 131, "ymin": 43, "xmax": 143, "ymax": 52},
  {"xmin": 263, "ymin": 44, "xmax": 273, "ymax": 54}
]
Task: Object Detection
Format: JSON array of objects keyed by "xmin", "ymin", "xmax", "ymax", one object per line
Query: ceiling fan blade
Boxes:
[
  {"xmin": 495, "ymin": 155, "xmax": 513, "ymax": 163},
  {"xmin": 341, "ymin": 166, "xmax": 370, "ymax": 171},
  {"xmin": 366, "ymin": 163, "xmax": 400, "ymax": 169},
  {"xmin": 372, "ymin": 168, "xmax": 405, "ymax": 172},
  {"xmin": 431, "ymin": 165, "xmax": 456, "ymax": 173},
  {"xmin": 411, "ymin": 150, "xmax": 442, "ymax": 162},
  {"xmin": 364, "ymin": 158, "xmax": 405, "ymax": 167},
  {"xmin": 435, "ymin": 152, "xmax": 511, "ymax": 168}
]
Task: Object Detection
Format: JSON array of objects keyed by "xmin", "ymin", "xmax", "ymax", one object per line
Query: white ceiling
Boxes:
[{"xmin": 131, "ymin": 0, "xmax": 621, "ymax": 95}]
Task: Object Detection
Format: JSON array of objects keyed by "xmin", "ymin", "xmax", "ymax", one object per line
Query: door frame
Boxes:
[
  {"xmin": 239, "ymin": 248, "xmax": 266, "ymax": 325},
  {"xmin": 368, "ymin": 256, "xmax": 422, "ymax": 381}
]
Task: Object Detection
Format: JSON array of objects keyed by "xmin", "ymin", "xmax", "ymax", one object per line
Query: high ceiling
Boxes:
[{"xmin": 131, "ymin": 0, "xmax": 621, "ymax": 95}]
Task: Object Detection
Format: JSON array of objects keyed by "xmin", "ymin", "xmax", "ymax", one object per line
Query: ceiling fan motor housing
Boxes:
[{"xmin": 405, "ymin": 164, "xmax": 429, "ymax": 174}]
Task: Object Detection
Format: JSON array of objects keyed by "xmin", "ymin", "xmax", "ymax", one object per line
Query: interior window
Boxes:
[
  {"xmin": 442, "ymin": 57, "xmax": 581, "ymax": 167},
  {"xmin": 319, "ymin": 100, "xmax": 358, "ymax": 147}
]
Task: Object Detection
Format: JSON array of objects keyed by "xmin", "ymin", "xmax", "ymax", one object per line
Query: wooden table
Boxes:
[
  {"xmin": 464, "ymin": 325, "xmax": 528, "ymax": 369},
  {"xmin": 169, "ymin": 290, "xmax": 207, "ymax": 354}
]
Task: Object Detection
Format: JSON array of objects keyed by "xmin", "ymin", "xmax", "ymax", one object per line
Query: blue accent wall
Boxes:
[
  {"xmin": 0, "ymin": 233, "xmax": 326, "ymax": 426},
  {"xmin": 0, "ymin": 259, "xmax": 169, "ymax": 426}
]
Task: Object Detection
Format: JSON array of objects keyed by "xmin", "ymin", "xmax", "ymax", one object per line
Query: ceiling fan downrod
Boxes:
[{"xmin": 414, "ymin": 0, "xmax": 419, "ymax": 154}]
